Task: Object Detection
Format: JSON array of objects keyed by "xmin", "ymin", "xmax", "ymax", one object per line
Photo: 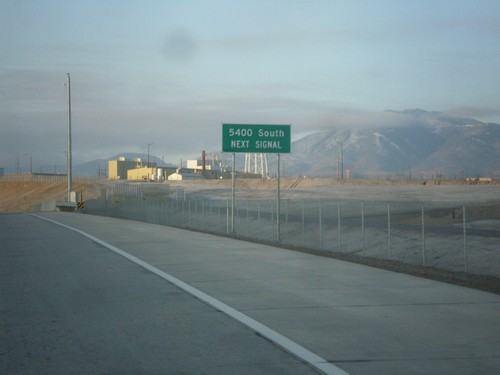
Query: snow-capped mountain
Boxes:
[{"xmin": 283, "ymin": 109, "xmax": 500, "ymax": 179}]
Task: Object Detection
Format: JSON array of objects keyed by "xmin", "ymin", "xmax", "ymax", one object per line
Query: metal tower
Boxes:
[{"xmin": 244, "ymin": 153, "xmax": 269, "ymax": 178}]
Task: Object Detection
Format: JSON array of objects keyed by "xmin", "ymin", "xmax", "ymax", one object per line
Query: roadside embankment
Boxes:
[{"xmin": 0, "ymin": 181, "xmax": 103, "ymax": 212}]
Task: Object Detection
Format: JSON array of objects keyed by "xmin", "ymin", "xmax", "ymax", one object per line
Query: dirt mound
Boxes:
[{"xmin": 0, "ymin": 182, "xmax": 103, "ymax": 212}]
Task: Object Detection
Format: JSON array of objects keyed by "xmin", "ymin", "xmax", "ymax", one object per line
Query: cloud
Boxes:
[
  {"xmin": 311, "ymin": 109, "xmax": 418, "ymax": 132},
  {"xmin": 1, "ymin": 90, "xmax": 327, "ymax": 169},
  {"xmin": 0, "ymin": 110, "xmax": 68, "ymax": 172},
  {"xmin": 4, "ymin": 68, "xmax": 496, "ymax": 173},
  {"xmin": 444, "ymin": 106, "xmax": 500, "ymax": 122},
  {"xmin": 204, "ymin": 28, "xmax": 376, "ymax": 52},
  {"xmin": 0, "ymin": 69, "xmax": 67, "ymax": 110},
  {"xmin": 1, "ymin": 83, "xmax": 422, "ymax": 173}
]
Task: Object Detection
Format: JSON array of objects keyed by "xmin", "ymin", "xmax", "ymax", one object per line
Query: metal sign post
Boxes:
[
  {"xmin": 277, "ymin": 153, "xmax": 281, "ymax": 242},
  {"xmin": 67, "ymin": 73, "xmax": 72, "ymax": 202},
  {"xmin": 222, "ymin": 124, "xmax": 291, "ymax": 239},
  {"xmin": 231, "ymin": 152, "xmax": 235, "ymax": 234}
]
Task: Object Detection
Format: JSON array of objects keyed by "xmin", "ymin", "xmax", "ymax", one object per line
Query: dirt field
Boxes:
[
  {"xmin": 0, "ymin": 181, "xmax": 103, "ymax": 212},
  {"xmin": 1, "ymin": 177, "xmax": 499, "ymax": 213},
  {"xmin": 172, "ymin": 177, "xmax": 500, "ymax": 203},
  {"xmin": 169, "ymin": 178, "xmax": 500, "ymax": 226}
]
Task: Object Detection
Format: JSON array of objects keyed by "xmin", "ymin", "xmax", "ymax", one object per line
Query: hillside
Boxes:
[
  {"xmin": 0, "ymin": 181, "xmax": 103, "ymax": 212},
  {"xmin": 281, "ymin": 109, "xmax": 500, "ymax": 178}
]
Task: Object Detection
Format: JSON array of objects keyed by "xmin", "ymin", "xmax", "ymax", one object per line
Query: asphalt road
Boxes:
[
  {"xmin": 2, "ymin": 212, "xmax": 500, "ymax": 375},
  {"xmin": 0, "ymin": 213, "xmax": 321, "ymax": 375}
]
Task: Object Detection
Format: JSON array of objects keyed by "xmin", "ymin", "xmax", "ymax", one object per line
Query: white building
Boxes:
[
  {"xmin": 186, "ymin": 159, "xmax": 219, "ymax": 171},
  {"xmin": 167, "ymin": 172, "xmax": 205, "ymax": 181}
]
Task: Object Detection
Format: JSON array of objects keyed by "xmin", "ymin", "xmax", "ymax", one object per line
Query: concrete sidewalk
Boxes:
[{"xmin": 37, "ymin": 212, "xmax": 500, "ymax": 374}]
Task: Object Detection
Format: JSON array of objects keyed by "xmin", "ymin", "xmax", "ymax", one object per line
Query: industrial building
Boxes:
[
  {"xmin": 167, "ymin": 171, "xmax": 205, "ymax": 181},
  {"xmin": 108, "ymin": 155, "xmax": 221, "ymax": 181},
  {"xmin": 107, "ymin": 150, "xmax": 265, "ymax": 181},
  {"xmin": 127, "ymin": 167, "xmax": 158, "ymax": 181},
  {"xmin": 186, "ymin": 159, "xmax": 218, "ymax": 171},
  {"xmin": 108, "ymin": 157, "xmax": 145, "ymax": 180}
]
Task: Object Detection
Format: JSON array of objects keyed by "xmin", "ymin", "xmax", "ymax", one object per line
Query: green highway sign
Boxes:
[{"xmin": 222, "ymin": 124, "xmax": 291, "ymax": 153}]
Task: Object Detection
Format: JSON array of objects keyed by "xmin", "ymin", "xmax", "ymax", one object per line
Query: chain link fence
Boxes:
[{"xmin": 83, "ymin": 182, "xmax": 499, "ymax": 278}]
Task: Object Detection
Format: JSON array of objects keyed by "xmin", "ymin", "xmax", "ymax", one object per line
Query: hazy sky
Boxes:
[{"xmin": 1, "ymin": 0, "xmax": 500, "ymax": 172}]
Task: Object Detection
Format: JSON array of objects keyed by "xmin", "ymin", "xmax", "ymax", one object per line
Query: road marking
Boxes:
[{"xmin": 32, "ymin": 214, "xmax": 349, "ymax": 375}]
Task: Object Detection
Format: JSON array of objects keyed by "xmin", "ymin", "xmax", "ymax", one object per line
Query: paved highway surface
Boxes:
[{"xmin": 1, "ymin": 212, "xmax": 499, "ymax": 374}]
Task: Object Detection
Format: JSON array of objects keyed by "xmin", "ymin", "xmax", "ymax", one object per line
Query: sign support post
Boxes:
[
  {"xmin": 231, "ymin": 152, "xmax": 235, "ymax": 234},
  {"xmin": 222, "ymin": 124, "xmax": 291, "ymax": 240},
  {"xmin": 277, "ymin": 153, "xmax": 281, "ymax": 242},
  {"xmin": 67, "ymin": 73, "xmax": 73, "ymax": 203}
]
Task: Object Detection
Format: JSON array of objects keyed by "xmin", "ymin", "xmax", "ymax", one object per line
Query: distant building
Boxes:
[
  {"xmin": 109, "ymin": 156, "xmax": 226, "ymax": 181},
  {"xmin": 167, "ymin": 171, "xmax": 205, "ymax": 181},
  {"xmin": 126, "ymin": 166, "xmax": 177, "ymax": 181},
  {"xmin": 108, "ymin": 157, "xmax": 159, "ymax": 180},
  {"xmin": 127, "ymin": 167, "xmax": 157, "ymax": 181},
  {"xmin": 185, "ymin": 158, "xmax": 223, "ymax": 179},
  {"xmin": 186, "ymin": 159, "xmax": 218, "ymax": 171}
]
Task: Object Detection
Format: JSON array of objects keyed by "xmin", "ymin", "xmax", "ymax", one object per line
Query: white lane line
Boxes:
[{"xmin": 32, "ymin": 214, "xmax": 349, "ymax": 375}]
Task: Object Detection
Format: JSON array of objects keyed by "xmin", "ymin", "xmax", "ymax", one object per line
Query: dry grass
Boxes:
[{"xmin": 0, "ymin": 181, "xmax": 103, "ymax": 212}]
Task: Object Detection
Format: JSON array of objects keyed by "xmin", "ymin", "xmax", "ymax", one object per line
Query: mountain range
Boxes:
[
  {"xmin": 73, "ymin": 109, "xmax": 499, "ymax": 179},
  {"xmin": 280, "ymin": 109, "xmax": 500, "ymax": 179}
]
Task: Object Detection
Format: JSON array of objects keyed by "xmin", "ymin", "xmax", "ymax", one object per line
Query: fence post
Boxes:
[
  {"xmin": 246, "ymin": 199, "xmax": 249, "ymax": 237},
  {"xmin": 257, "ymin": 201, "xmax": 261, "ymax": 239},
  {"xmin": 319, "ymin": 200, "xmax": 322, "ymax": 249},
  {"xmin": 170, "ymin": 198, "xmax": 174, "ymax": 225},
  {"xmin": 226, "ymin": 199, "xmax": 230, "ymax": 235},
  {"xmin": 361, "ymin": 201, "xmax": 365, "ymax": 256},
  {"xmin": 235, "ymin": 206, "xmax": 238, "ymax": 234},
  {"xmin": 194, "ymin": 199, "xmax": 198, "ymax": 228},
  {"xmin": 463, "ymin": 205, "xmax": 468, "ymax": 273},
  {"xmin": 337, "ymin": 200, "xmax": 341, "ymax": 252},
  {"xmin": 271, "ymin": 200, "xmax": 275, "ymax": 241},
  {"xmin": 175, "ymin": 197, "xmax": 179, "ymax": 223},
  {"xmin": 188, "ymin": 199, "xmax": 192, "ymax": 227},
  {"xmin": 422, "ymin": 204, "xmax": 426, "ymax": 266},
  {"xmin": 285, "ymin": 199, "xmax": 288, "ymax": 242},
  {"xmin": 169, "ymin": 197, "xmax": 173, "ymax": 225},
  {"xmin": 218, "ymin": 205, "xmax": 222, "ymax": 233},
  {"xmin": 201, "ymin": 199, "xmax": 205, "ymax": 231},
  {"xmin": 183, "ymin": 198, "xmax": 186, "ymax": 226},
  {"xmin": 302, "ymin": 200, "xmax": 305, "ymax": 246},
  {"xmin": 387, "ymin": 203, "xmax": 391, "ymax": 258}
]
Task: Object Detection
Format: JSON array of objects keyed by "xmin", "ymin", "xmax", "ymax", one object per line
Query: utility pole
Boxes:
[
  {"xmin": 16, "ymin": 155, "xmax": 21, "ymax": 174},
  {"xmin": 24, "ymin": 154, "xmax": 32, "ymax": 174},
  {"xmin": 147, "ymin": 142, "xmax": 154, "ymax": 167},
  {"xmin": 340, "ymin": 142, "xmax": 344, "ymax": 179},
  {"xmin": 336, "ymin": 141, "xmax": 344, "ymax": 179}
]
